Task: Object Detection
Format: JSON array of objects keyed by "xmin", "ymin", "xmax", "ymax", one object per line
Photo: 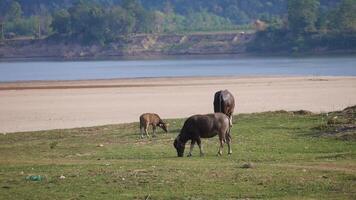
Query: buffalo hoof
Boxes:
[
  {"xmin": 217, "ymin": 152, "xmax": 223, "ymax": 156},
  {"xmin": 228, "ymin": 151, "xmax": 232, "ymax": 155},
  {"xmin": 187, "ymin": 153, "xmax": 192, "ymax": 157}
]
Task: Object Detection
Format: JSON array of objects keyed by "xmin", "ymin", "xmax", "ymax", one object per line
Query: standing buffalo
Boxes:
[
  {"xmin": 139, "ymin": 113, "xmax": 168, "ymax": 138},
  {"xmin": 214, "ymin": 90, "xmax": 235, "ymax": 125},
  {"xmin": 173, "ymin": 113, "xmax": 232, "ymax": 157}
]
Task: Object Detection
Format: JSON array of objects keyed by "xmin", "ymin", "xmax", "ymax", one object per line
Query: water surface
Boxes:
[{"xmin": 0, "ymin": 56, "xmax": 355, "ymax": 82}]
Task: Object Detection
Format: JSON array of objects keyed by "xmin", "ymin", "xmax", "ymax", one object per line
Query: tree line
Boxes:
[
  {"xmin": 0, "ymin": 0, "xmax": 242, "ymax": 42},
  {"xmin": 50, "ymin": 0, "xmax": 155, "ymax": 43},
  {"xmin": 4, "ymin": 0, "xmax": 342, "ymax": 25},
  {"xmin": 0, "ymin": 0, "xmax": 355, "ymax": 52},
  {"xmin": 248, "ymin": 0, "xmax": 356, "ymax": 53}
]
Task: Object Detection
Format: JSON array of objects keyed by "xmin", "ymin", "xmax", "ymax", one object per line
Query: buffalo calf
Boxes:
[{"xmin": 139, "ymin": 113, "xmax": 168, "ymax": 138}]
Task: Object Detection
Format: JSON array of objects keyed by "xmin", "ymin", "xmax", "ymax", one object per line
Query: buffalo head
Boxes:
[
  {"xmin": 173, "ymin": 136, "xmax": 185, "ymax": 157},
  {"xmin": 159, "ymin": 122, "xmax": 168, "ymax": 133}
]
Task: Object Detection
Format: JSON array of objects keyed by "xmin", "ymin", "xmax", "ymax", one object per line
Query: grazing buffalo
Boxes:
[
  {"xmin": 214, "ymin": 90, "xmax": 235, "ymax": 125},
  {"xmin": 139, "ymin": 113, "xmax": 168, "ymax": 138},
  {"xmin": 173, "ymin": 113, "xmax": 232, "ymax": 157}
]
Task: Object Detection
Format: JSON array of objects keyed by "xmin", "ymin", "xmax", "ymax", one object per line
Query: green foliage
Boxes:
[
  {"xmin": 68, "ymin": 1, "xmax": 107, "ymax": 43},
  {"xmin": 153, "ymin": 11, "xmax": 237, "ymax": 33},
  {"xmin": 121, "ymin": 0, "xmax": 155, "ymax": 33},
  {"xmin": 7, "ymin": 0, "xmax": 23, "ymax": 21},
  {"xmin": 50, "ymin": 0, "xmax": 237, "ymax": 42},
  {"xmin": 141, "ymin": 0, "xmax": 289, "ymax": 25},
  {"xmin": 0, "ymin": 0, "xmax": 51, "ymax": 38},
  {"xmin": 288, "ymin": 0, "xmax": 320, "ymax": 33},
  {"xmin": 121, "ymin": 0, "xmax": 140, "ymax": 11},
  {"xmin": 328, "ymin": 0, "xmax": 356, "ymax": 32},
  {"xmin": 52, "ymin": 9, "xmax": 71, "ymax": 34},
  {"xmin": 4, "ymin": 16, "xmax": 39, "ymax": 36},
  {"xmin": 106, "ymin": 7, "xmax": 135, "ymax": 38},
  {"xmin": 135, "ymin": 11, "xmax": 155, "ymax": 33},
  {"xmin": 224, "ymin": 5, "xmax": 250, "ymax": 24},
  {"xmin": 185, "ymin": 11, "xmax": 236, "ymax": 32},
  {"xmin": 247, "ymin": 27, "xmax": 292, "ymax": 52},
  {"xmin": 1, "ymin": 0, "xmax": 354, "ymax": 51},
  {"xmin": 50, "ymin": 0, "xmax": 155, "ymax": 44},
  {"xmin": 249, "ymin": 0, "xmax": 356, "ymax": 53},
  {"xmin": 153, "ymin": 11, "xmax": 185, "ymax": 33}
]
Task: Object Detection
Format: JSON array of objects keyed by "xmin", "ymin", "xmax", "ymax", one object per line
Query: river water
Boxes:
[{"xmin": 0, "ymin": 56, "xmax": 355, "ymax": 82}]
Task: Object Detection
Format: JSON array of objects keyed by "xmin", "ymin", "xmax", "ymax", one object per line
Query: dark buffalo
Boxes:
[
  {"xmin": 139, "ymin": 113, "xmax": 168, "ymax": 138},
  {"xmin": 173, "ymin": 113, "xmax": 232, "ymax": 157},
  {"xmin": 214, "ymin": 90, "xmax": 235, "ymax": 125}
]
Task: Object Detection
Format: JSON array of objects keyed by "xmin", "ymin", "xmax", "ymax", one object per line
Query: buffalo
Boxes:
[
  {"xmin": 139, "ymin": 113, "xmax": 168, "ymax": 138},
  {"xmin": 173, "ymin": 113, "xmax": 232, "ymax": 157},
  {"xmin": 214, "ymin": 89, "xmax": 235, "ymax": 126}
]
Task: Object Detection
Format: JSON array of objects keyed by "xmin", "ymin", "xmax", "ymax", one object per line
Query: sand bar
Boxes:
[{"xmin": 1, "ymin": 76, "xmax": 356, "ymax": 133}]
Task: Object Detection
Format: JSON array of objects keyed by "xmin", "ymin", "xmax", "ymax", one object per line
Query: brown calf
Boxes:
[{"xmin": 139, "ymin": 113, "xmax": 168, "ymax": 138}]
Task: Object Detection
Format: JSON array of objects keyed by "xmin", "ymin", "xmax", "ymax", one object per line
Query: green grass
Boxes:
[{"xmin": 0, "ymin": 112, "xmax": 355, "ymax": 199}]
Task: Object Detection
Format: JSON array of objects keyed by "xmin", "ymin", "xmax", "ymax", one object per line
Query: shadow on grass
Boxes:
[
  {"xmin": 303, "ymin": 126, "xmax": 356, "ymax": 141},
  {"xmin": 316, "ymin": 152, "xmax": 354, "ymax": 160}
]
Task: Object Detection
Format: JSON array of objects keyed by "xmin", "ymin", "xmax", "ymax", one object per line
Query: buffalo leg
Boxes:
[
  {"xmin": 144, "ymin": 125, "xmax": 150, "ymax": 137},
  {"xmin": 227, "ymin": 142, "xmax": 232, "ymax": 155},
  {"xmin": 197, "ymin": 138, "xmax": 204, "ymax": 156},
  {"xmin": 226, "ymin": 132, "xmax": 232, "ymax": 155},
  {"xmin": 187, "ymin": 140, "xmax": 196, "ymax": 157},
  {"xmin": 140, "ymin": 127, "xmax": 145, "ymax": 138},
  {"xmin": 152, "ymin": 125, "xmax": 157, "ymax": 137},
  {"xmin": 217, "ymin": 135, "xmax": 224, "ymax": 156}
]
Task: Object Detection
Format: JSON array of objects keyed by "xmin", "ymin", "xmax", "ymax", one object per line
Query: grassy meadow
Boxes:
[{"xmin": 0, "ymin": 109, "xmax": 355, "ymax": 199}]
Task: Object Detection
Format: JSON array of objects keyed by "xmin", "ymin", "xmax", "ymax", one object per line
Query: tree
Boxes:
[
  {"xmin": 68, "ymin": 1, "xmax": 107, "ymax": 43},
  {"xmin": 106, "ymin": 6, "xmax": 135, "ymax": 38},
  {"xmin": 287, "ymin": 0, "xmax": 320, "ymax": 33},
  {"xmin": 52, "ymin": 9, "xmax": 71, "ymax": 34},
  {"xmin": 49, "ymin": 0, "xmax": 157, "ymax": 43},
  {"xmin": 0, "ymin": 0, "xmax": 5, "ymax": 40},
  {"xmin": 7, "ymin": 0, "xmax": 23, "ymax": 21},
  {"xmin": 163, "ymin": 1, "xmax": 174, "ymax": 14},
  {"xmin": 0, "ymin": 19, "xmax": 4, "ymax": 40},
  {"xmin": 121, "ymin": 0, "xmax": 155, "ymax": 33},
  {"xmin": 185, "ymin": 11, "xmax": 235, "ymax": 32},
  {"xmin": 329, "ymin": 0, "xmax": 356, "ymax": 32},
  {"xmin": 121, "ymin": 0, "xmax": 141, "ymax": 13},
  {"xmin": 135, "ymin": 9, "xmax": 155, "ymax": 33},
  {"xmin": 0, "ymin": 0, "xmax": 8, "ymax": 18},
  {"xmin": 225, "ymin": 5, "xmax": 249, "ymax": 24},
  {"xmin": 34, "ymin": 4, "xmax": 53, "ymax": 37}
]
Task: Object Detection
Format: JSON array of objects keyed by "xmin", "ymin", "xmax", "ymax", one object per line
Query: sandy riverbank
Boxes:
[{"xmin": 1, "ymin": 76, "xmax": 356, "ymax": 133}]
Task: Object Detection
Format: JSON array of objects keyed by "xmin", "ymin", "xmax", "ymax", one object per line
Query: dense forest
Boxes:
[
  {"xmin": 248, "ymin": 0, "xmax": 356, "ymax": 53},
  {"xmin": 0, "ymin": 0, "xmax": 355, "ymax": 53}
]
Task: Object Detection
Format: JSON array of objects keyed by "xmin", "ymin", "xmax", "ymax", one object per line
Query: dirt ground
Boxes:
[{"xmin": 1, "ymin": 76, "xmax": 355, "ymax": 133}]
